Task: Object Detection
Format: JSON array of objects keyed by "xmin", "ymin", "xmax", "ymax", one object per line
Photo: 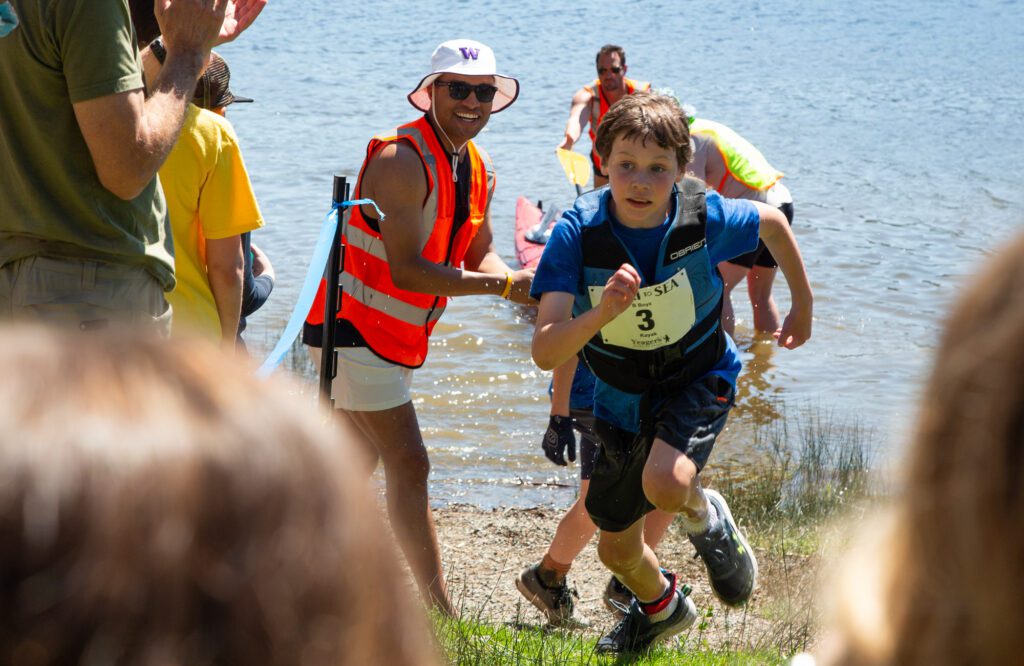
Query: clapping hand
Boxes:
[{"xmin": 217, "ymin": 0, "xmax": 267, "ymax": 45}]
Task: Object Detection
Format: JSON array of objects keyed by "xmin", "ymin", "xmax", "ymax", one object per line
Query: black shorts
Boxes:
[
  {"xmin": 584, "ymin": 375, "xmax": 735, "ymax": 533},
  {"xmin": 570, "ymin": 408, "xmax": 600, "ymax": 480},
  {"xmin": 727, "ymin": 201, "xmax": 794, "ymax": 269}
]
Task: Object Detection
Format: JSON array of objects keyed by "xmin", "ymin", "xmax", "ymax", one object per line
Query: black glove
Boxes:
[{"xmin": 542, "ymin": 414, "xmax": 576, "ymax": 466}]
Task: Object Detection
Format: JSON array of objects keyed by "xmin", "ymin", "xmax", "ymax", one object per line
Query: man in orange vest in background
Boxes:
[
  {"xmin": 304, "ymin": 39, "xmax": 533, "ymax": 616},
  {"xmin": 557, "ymin": 44, "xmax": 651, "ymax": 188}
]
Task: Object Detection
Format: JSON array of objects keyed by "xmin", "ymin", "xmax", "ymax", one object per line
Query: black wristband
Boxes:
[{"xmin": 149, "ymin": 36, "xmax": 167, "ymax": 64}]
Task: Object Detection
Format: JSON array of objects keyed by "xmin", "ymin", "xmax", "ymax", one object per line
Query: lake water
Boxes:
[{"xmin": 217, "ymin": 0, "xmax": 1023, "ymax": 507}]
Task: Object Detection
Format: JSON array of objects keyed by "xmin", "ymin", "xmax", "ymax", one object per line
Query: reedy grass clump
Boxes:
[
  {"xmin": 706, "ymin": 403, "xmax": 878, "ymax": 654},
  {"xmin": 712, "ymin": 402, "xmax": 877, "ymax": 551}
]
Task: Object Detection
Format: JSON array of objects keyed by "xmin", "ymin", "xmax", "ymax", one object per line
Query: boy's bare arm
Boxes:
[
  {"xmin": 532, "ymin": 264, "xmax": 640, "ymax": 370},
  {"xmin": 755, "ymin": 203, "xmax": 813, "ymax": 348},
  {"xmin": 549, "ymin": 357, "xmax": 578, "ymax": 417}
]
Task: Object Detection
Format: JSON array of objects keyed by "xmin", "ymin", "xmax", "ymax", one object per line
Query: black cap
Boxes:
[{"xmin": 193, "ymin": 52, "xmax": 253, "ymax": 110}]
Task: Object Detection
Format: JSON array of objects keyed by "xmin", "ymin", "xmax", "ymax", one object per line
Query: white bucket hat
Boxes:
[{"xmin": 408, "ymin": 39, "xmax": 519, "ymax": 114}]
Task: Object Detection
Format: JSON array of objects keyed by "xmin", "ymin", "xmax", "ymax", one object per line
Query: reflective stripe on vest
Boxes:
[
  {"xmin": 338, "ymin": 272, "xmax": 445, "ymax": 328},
  {"xmin": 573, "ymin": 177, "xmax": 724, "ymax": 394},
  {"xmin": 304, "ymin": 116, "xmax": 494, "ymax": 368},
  {"xmin": 689, "ymin": 118, "xmax": 783, "ymax": 193},
  {"xmin": 585, "ymin": 78, "xmax": 651, "ymax": 171}
]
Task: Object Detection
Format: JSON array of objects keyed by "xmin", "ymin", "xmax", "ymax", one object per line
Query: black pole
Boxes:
[{"xmin": 319, "ymin": 175, "xmax": 348, "ymax": 408}]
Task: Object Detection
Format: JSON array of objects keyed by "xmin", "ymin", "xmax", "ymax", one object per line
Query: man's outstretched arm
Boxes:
[
  {"xmin": 558, "ymin": 87, "xmax": 593, "ymax": 151},
  {"xmin": 368, "ymin": 143, "xmax": 528, "ymax": 300}
]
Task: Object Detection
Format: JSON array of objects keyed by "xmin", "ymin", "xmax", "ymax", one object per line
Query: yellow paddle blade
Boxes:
[{"xmin": 556, "ymin": 148, "xmax": 591, "ymax": 188}]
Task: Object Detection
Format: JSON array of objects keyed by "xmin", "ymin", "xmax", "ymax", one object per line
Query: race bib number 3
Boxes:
[{"xmin": 588, "ymin": 268, "xmax": 696, "ymax": 350}]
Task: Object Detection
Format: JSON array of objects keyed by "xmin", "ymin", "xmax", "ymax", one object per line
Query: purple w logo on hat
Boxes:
[{"xmin": 408, "ymin": 39, "xmax": 520, "ymax": 114}]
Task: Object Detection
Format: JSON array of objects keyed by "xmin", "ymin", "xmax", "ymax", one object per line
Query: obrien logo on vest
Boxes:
[{"xmin": 669, "ymin": 238, "xmax": 706, "ymax": 262}]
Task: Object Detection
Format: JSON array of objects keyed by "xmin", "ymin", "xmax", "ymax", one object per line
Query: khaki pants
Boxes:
[{"xmin": 0, "ymin": 256, "xmax": 171, "ymax": 336}]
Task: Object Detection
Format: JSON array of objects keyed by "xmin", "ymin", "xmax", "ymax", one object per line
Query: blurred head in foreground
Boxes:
[
  {"xmin": 0, "ymin": 327, "xmax": 437, "ymax": 666},
  {"xmin": 815, "ymin": 231, "xmax": 1024, "ymax": 665}
]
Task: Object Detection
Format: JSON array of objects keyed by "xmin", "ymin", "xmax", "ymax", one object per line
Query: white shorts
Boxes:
[{"xmin": 307, "ymin": 346, "xmax": 413, "ymax": 411}]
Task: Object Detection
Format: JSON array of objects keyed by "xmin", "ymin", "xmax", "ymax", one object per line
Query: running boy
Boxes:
[
  {"xmin": 530, "ymin": 92, "xmax": 812, "ymax": 654},
  {"xmin": 516, "ymin": 356, "xmax": 676, "ymax": 627}
]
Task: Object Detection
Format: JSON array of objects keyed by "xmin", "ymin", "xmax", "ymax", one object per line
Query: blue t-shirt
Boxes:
[
  {"xmin": 531, "ymin": 187, "xmax": 760, "ymax": 431},
  {"xmin": 547, "ymin": 360, "xmax": 598, "ymax": 411}
]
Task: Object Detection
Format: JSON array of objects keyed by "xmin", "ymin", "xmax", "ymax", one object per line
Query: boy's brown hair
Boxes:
[{"xmin": 595, "ymin": 91, "xmax": 693, "ymax": 169}]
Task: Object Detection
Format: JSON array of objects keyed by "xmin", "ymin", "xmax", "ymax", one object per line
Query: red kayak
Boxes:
[{"xmin": 514, "ymin": 196, "xmax": 560, "ymax": 270}]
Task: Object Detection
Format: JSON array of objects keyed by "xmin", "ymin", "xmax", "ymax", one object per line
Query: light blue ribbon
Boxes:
[
  {"xmin": 256, "ymin": 198, "xmax": 383, "ymax": 378},
  {"xmin": 0, "ymin": 2, "xmax": 19, "ymax": 37}
]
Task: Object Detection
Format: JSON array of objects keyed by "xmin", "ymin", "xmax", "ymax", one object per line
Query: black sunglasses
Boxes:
[
  {"xmin": 597, "ymin": 66, "xmax": 623, "ymax": 75},
  {"xmin": 435, "ymin": 80, "xmax": 498, "ymax": 103}
]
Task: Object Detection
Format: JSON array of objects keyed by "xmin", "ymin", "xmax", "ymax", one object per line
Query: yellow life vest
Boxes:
[{"xmin": 689, "ymin": 118, "xmax": 783, "ymax": 192}]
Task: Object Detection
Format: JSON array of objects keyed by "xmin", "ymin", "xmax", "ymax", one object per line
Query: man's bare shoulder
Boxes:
[
  {"xmin": 362, "ymin": 140, "xmax": 426, "ymax": 203},
  {"xmin": 572, "ymin": 86, "xmax": 594, "ymax": 105}
]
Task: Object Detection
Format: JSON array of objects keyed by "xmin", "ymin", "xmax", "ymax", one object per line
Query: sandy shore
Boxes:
[{"xmin": 434, "ymin": 503, "xmax": 817, "ymax": 649}]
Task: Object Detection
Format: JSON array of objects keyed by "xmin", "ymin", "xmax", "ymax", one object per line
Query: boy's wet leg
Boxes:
[
  {"xmin": 747, "ymin": 265, "xmax": 781, "ymax": 333},
  {"xmin": 596, "ymin": 518, "xmax": 663, "ymax": 601},
  {"xmin": 603, "ymin": 509, "xmax": 676, "ymax": 615},
  {"xmin": 642, "ymin": 438, "xmax": 705, "ymax": 516},
  {"xmin": 595, "ymin": 519, "xmax": 697, "ymax": 653},
  {"xmin": 643, "ymin": 440, "xmax": 757, "ymax": 607}
]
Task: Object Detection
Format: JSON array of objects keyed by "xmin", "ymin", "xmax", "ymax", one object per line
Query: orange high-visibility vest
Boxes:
[
  {"xmin": 584, "ymin": 77, "xmax": 651, "ymax": 172},
  {"xmin": 306, "ymin": 116, "xmax": 495, "ymax": 368}
]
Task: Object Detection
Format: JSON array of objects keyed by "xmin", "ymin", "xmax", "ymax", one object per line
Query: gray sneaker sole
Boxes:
[
  {"xmin": 595, "ymin": 594, "xmax": 698, "ymax": 654},
  {"xmin": 657, "ymin": 594, "xmax": 699, "ymax": 643},
  {"xmin": 705, "ymin": 488, "xmax": 758, "ymax": 604}
]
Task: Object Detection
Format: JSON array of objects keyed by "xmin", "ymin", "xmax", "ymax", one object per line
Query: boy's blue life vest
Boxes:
[{"xmin": 573, "ymin": 177, "xmax": 725, "ymax": 395}]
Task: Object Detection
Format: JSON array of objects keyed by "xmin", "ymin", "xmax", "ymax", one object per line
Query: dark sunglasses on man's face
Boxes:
[
  {"xmin": 436, "ymin": 80, "xmax": 499, "ymax": 103},
  {"xmin": 597, "ymin": 66, "xmax": 623, "ymax": 75}
]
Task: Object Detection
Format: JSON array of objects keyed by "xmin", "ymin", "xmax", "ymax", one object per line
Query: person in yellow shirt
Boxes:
[{"xmin": 147, "ymin": 45, "xmax": 264, "ymax": 346}]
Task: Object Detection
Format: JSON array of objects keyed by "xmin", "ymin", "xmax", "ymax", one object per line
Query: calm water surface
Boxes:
[{"xmin": 218, "ymin": 0, "xmax": 1023, "ymax": 507}]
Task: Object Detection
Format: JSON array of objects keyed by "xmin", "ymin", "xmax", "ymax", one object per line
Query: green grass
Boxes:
[{"xmin": 433, "ymin": 613, "xmax": 788, "ymax": 665}]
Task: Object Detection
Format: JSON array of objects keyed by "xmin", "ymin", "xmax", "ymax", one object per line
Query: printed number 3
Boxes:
[{"xmin": 636, "ymin": 309, "xmax": 655, "ymax": 331}]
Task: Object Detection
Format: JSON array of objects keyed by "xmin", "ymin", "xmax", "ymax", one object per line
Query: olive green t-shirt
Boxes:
[{"xmin": 0, "ymin": 0, "xmax": 175, "ymax": 290}]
